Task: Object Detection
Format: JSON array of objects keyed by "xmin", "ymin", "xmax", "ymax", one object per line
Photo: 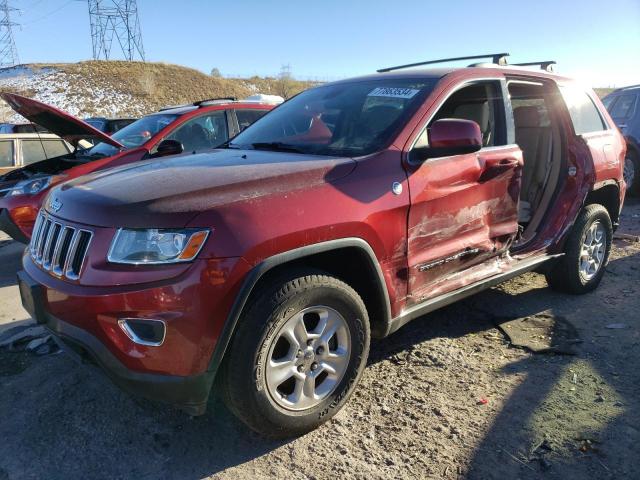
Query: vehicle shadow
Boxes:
[{"xmin": 0, "ymin": 240, "xmax": 23, "ymax": 289}]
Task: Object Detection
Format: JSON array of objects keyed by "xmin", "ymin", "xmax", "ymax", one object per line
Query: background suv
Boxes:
[
  {"xmin": 0, "ymin": 133, "xmax": 75, "ymax": 176},
  {"xmin": 18, "ymin": 55, "xmax": 625, "ymax": 437},
  {"xmin": 603, "ymin": 85, "xmax": 640, "ymax": 194},
  {"xmin": 83, "ymin": 117, "xmax": 137, "ymax": 137},
  {"xmin": 0, "ymin": 94, "xmax": 277, "ymax": 242}
]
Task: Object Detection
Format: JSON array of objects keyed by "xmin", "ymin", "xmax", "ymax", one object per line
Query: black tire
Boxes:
[
  {"xmin": 545, "ymin": 204, "xmax": 613, "ymax": 294},
  {"xmin": 625, "ymin": 149, "xmax": 640, "ymax": 196},
  {"xmin": 220, "ymin": 270, "xmax": 370, "ymax": 438}
]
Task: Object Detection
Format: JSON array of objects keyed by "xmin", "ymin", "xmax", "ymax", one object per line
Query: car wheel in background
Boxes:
[{"xmin": 624, "ymin": 150, "xmax": 640, "ymax": 196}]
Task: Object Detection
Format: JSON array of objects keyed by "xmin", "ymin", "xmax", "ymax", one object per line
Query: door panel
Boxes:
[{"xmin": 406, "ymin": 145, "xmax": 523, "ymax": 304}]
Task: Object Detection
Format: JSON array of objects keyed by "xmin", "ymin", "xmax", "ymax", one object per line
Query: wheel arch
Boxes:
[
  {"xmin": 207, "ymin": 238, "xmax": 392, "ymax": 377},
  {"xmin": 584, "ymin": 182, "xmax": 621, "ymax": 227}
]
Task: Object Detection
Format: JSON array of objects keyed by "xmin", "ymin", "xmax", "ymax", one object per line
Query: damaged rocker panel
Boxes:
[{"xmin": 417, "ymin": 247, "xmax": 482, "ymax": 271}]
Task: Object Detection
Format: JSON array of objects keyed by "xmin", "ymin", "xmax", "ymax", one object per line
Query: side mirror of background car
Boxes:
[
  {"xmin": 411, "ymin": 119, "xmax": 482, "ymax": 162},
  {"xmin": 154, "ymin": 139, "xmax": 184, "ymax": 157}
]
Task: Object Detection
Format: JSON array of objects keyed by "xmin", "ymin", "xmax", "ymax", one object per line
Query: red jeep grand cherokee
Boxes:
[
  {"xmin": 0, "ymin": 94, "xmax": 276, "ymax": 243},
  {"xmin": 18, "ymin": 54, "xmax": 626, "ymax": 437}
]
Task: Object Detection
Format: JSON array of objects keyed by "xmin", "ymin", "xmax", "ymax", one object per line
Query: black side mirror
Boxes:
[{"xmin": 154, "ymin": 139, "xmax": 184, "ymax": 158}]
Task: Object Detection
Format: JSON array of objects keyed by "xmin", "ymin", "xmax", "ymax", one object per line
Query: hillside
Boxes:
[
  {"xmin": 0, "ymin": 60, "xmax": 617, "ymax": 123},
  {"xmin": 0, "ymin": 60, "xmax": 316, "ymax": 121}
]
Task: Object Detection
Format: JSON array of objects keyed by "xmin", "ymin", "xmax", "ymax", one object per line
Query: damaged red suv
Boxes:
[
  {"xmin": 18, "ymin": 54, "xmax": 626, "ymax": 437},
  {"xmin": 0, "ymin": 94, "xmax": 276, "ymax": 243}
]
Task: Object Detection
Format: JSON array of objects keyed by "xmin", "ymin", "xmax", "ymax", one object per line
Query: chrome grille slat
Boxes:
[
  {"xmin": 30, "ymin": 214, "xmax": 44, "ymax": 257},
  {"xmin": 29, "ymin": 210, "xmax": 93, "ymax": 281},
  {"xmin": 43, "ymin": 223, "xmax": 62, "ymax": 269},
  {"xmin": 36, "ymin": 219, "xmax": 52, "ymax": 263},
  {"xmin": 51, "ymin": 226, "xmax": 72, "ymax": 276}
]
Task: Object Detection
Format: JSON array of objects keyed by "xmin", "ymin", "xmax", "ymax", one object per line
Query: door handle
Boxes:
[
  {"xmin": 479, "ymin": 158, "xmax": 519, "ymax": 182},
  {"xmin": 484, "ymin": 158, "xmax": 519, "ymax": 169}
]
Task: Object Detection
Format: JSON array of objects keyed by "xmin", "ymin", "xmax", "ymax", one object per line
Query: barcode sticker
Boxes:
[{"xmin": 368, "ymin": 87, "xmax": 419, "ymax": 99}]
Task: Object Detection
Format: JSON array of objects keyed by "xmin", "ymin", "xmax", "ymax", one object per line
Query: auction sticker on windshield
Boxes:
[{"xmin": 368, "ymin": 87, "xmax": 419, "ymax": 99}]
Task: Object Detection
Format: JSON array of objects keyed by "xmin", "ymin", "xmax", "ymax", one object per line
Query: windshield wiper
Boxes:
[{"xmin": 250, "ymin": 142, "xmax": 304, "ymax": 153}]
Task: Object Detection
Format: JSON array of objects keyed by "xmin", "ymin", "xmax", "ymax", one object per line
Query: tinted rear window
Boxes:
[
  {"xmin": 560, "ymin": 86, "xmax": 607, "ymax": 135},
  {"xmin": 609, "ymin": 94, "xmax": 637, "ymax": 119},
  {"xmin": 236, "ymin": 109, "xmax": 268, "ymax": 131}
]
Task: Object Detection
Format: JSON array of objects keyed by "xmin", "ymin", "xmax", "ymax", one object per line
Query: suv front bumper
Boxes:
[
  {"xmin": 18, "ymin": 269, "xmax": 214, "ymax": 415},
  {"xmin": 18, "ymin": 253, "xmax": 249, "ymax": 414}
]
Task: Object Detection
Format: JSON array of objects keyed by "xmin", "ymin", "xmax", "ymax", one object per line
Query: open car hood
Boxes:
[{"xmin": 0, "ymin": 93, "xmax": 124, "ymax": 149}]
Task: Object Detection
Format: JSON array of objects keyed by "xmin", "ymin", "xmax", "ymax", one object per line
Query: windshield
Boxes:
[
  {"xmin": 84, "ymin": 119, "xmax": 106, "ymax": 131},
  {"xmin": 81, "ymin": 113, "xmax": 179, "ymax": 159},
  {"xmin": 228, "ymin": 79, "xmax": 437, "ymax": 156}
]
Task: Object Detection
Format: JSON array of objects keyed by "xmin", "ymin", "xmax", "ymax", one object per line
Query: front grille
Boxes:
[{"xmin": 29, "ymin": 211, "xmax": 93, "ymax": 280}]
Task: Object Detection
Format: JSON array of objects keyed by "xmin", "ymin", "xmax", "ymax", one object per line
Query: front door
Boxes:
[{"xmin": 405, "ymin": 80, "xmax": 523, "ymax": 304}]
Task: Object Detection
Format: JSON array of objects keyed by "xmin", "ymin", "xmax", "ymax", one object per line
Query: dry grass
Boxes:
[{"xmin": 4, "ymin": 60, "xmax": 318, "ymax": 117}]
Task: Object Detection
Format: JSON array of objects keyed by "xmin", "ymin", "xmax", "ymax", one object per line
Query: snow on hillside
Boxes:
[{"xmin": 0, "ymin": 65, "xmax": 146, "ymax": 122}]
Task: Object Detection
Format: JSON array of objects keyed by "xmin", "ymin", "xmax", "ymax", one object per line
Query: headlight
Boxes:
[
  {"xmin": 9, "ymin": 176, "xmax": 53, "ymax": 196},
  {"xmin": 107, "ymin": 228, "xmax": 210, "ymax": 264}
]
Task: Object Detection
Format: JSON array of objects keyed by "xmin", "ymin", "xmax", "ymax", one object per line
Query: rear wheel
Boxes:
[
  {"xmin": 624, "ymin": 150, "xmax": 640, "ymax": 196},
  {"xmin": 220, "ymin": 271, "xmax": 370, "ymax": 437},
  {"xmin": 545, "ymin": 204, "xmax": 612, "ymax": 294}
]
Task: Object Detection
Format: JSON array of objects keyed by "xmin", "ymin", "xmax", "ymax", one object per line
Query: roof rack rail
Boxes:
[
  {"xmin": 513, "ymin": 61, "xmax": 556, "ymax": 72},
  {"xmin": 158, "ymin": 103, "xmax": 190, "ymax": 111},
  {"xmin": 377, "ymin": 53, "xmax": 509, "ymax": 73},
  {"xmin": 193, "ymin": 97, "xmax": 237, "ymax": 106},
  {"xmin": 615, "ymin": 83, "xmax": 640, "ymax": 91}
]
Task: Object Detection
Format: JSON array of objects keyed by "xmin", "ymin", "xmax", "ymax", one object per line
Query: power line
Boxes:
[
  {"xmin": 0, "ymin": 0, "xmax": 19, "ymax": 67},
  {"xmin": 87, "ymin": 0, "xmax": 144, "ymax": 61}
]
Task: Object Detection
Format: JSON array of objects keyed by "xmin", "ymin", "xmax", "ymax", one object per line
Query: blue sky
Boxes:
[{"xmin": 10, "ymin": 0, "xmax": 640, "ymax": 87}]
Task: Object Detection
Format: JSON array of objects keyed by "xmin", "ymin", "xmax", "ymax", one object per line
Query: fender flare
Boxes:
[{"xmin": 206, "ymin": 237, "xmax": 392, "ymax": 376}]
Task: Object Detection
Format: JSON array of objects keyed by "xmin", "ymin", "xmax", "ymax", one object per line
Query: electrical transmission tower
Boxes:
[
  {"xmin": 88, "ymin": 0, "xmax": 145, "ymax": 61},
  {"xmin": 0, "ymin": 0, "xmax": 19, "ymax": 68}
]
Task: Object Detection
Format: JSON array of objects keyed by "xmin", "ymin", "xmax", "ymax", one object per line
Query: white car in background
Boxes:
[{"xmin": 0, "ymin": 133, "xmax": 81, "ymax": 175}]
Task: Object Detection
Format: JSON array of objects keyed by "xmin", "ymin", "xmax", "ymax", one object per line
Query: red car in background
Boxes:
[{"xmin": 0, "ymin": 93, "xmax": 278, "ymax": 242}]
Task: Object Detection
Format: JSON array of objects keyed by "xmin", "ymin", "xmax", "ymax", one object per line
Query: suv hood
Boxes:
[
  {"xmin": 0, "ymin": 93, "xmax": 123, "ymax": 149},
  {"xmin": 46, "ymin": 149, "xmax": 356, "ymax": 227}
]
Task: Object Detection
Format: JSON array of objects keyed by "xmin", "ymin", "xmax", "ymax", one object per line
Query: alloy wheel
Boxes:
[
  {"xmin": 579, "ymin": 220, "xmax": 606, "ymax": 281},
  {"xmin": 265, "ymin": 305, "xmax": 351, "ymax": 411}
]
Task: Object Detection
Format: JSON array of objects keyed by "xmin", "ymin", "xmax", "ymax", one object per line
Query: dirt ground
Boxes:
[{"xmin": 0, "ymin": 199, "xmax": 638, "ymax": 480}]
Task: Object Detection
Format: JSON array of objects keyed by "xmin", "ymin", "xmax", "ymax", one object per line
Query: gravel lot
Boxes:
[{"xmin": 0, "ymin": 199, "xmax": 638, "ymax": 480}]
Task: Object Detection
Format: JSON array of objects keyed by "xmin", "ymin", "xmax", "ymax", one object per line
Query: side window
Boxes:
[
  {"xmin": 42, "ymin": 140, "xmax": 71, "ymax": 158},
  {"xmin": 559, "ymin": 86, "xmax": 606, "ymax": 135},
  {"xmin": 602, "ymin": 96, "xmax": 616, "ymax": 110},
  {"xmin": 609, "ymin": 94, "xmax": 637, "ymax": 120},
  {"xmin": 166, "ymin": 111, "xmax": 229, "ymax": 153},
  {"xmin": 414, "ymin": 81, "xmax": 505, "ymax": 149},
  {"xmin": 20, "ymin": 139, "xmax": 48, "ymax": 165},
  {"xmin": 0, "ymin": 140, "xmax": 13, "ymax": 167},
  {"xmin": 236, "ymin": 109, "xmax": 268, "ymax": 131}
]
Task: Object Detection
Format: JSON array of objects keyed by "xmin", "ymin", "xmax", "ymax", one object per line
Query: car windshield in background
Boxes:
[
  {"xmin": 228, "ymin": 79, "xmax": 437, "ymax": 157},
  {"xmin": 82, "ymin": 113, "xmax": 179, "ymax": 159},
  {"xmin": 85, "ymin": 119, "xmax": 106, "ymax": 131}
]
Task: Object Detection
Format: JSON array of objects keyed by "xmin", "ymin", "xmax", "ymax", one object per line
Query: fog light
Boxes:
[{"xmin": 118, "ymin": 318, "xmax": 166, "ymax": 346}]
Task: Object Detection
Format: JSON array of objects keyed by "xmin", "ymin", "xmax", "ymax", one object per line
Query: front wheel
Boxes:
[
  {"xmin": 220, "ymin": 271, "xmax": 370, "ymax": 437},
  {"xmin": 545, "ymin": 204, "xmax": 613, "ymax": 294}
]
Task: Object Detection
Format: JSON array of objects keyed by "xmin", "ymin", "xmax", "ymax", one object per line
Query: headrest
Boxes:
[
  {"xmin": 453, "ymin": 102, "xmax": 489, "ymax": 131},
  {"xmin": 514, "ymin": 106, "xmax": 541, "ymax": 128}
]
